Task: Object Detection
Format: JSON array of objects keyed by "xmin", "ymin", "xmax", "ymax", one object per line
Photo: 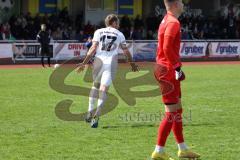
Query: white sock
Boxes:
[
  {"xmin": 178, "ymin": 142, "xmax": 188, "ymax": 151},
  {"xmin": 88, "ymin": 87, "xmax": 98, "ymax": 112},
  {"xmin": 155, "ymin": 145, "xmax": 164, "ymax": 153},
  {"xmin": 95, "ymin": 91, "xmax": 107, "ymax": 116},
  {"xmin": 88, "ymin": 97, "xmax": 96, "ymax": 112}
]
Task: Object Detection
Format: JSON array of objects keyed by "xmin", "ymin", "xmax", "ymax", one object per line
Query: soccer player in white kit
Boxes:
[{"xmin": 76, "ymin": 14, "xmax": 139, "ymax": 128}]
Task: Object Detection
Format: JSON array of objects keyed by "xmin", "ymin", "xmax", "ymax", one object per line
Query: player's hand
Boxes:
[
  {"xmin": 76, "ymin": 63, "xmax": 85, "ymax": 73},
  {"xmin": 130, "ymin": 62, "xmax": 139, "ymax": 72},
  {"xmin": 175, "ymin": 68, "xmax": 185, "ymax": 81}
]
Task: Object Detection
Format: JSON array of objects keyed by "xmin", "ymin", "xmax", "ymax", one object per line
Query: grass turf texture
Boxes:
[{"xmin": 0, "ymin": 63, "xmax": 239, "ymax": 160}]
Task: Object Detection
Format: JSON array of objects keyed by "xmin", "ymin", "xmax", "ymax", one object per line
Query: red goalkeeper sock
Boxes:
[
  {"xmin": 172, "ymin": 108, "xmax": 184, "ymax": 143},
  {"xmin": 157, "ymin": 112, "xmax": 175, "ymax": 146}
]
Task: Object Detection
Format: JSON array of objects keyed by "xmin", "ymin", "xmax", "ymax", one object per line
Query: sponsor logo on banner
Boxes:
[
  {"xmin": 133, "ymin": 43, "xmax": 157, "ymax": 61},
  {"xmin": 0, "ymin": 43, "xmax": 12, "ymax": 58},
  {"xmin": 208, "ymin": 42, "xmax": 240, "ymax": 57},
  {"xmin": 180, "ymin": 42, "xmax": 207, "ymax": 57},
  {"xmin": 54, "ymin": 43, "xmax": 88, "ymax": 60},
  {"xmin": 12, "ymin": 43, "xmax": 53, "ymax": 60},
  {"xmin": 2, "ymin": 41, "xmax": 240, "ymax": 61}
]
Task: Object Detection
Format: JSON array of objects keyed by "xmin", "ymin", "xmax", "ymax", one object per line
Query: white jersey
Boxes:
[{"xmin": 92, "ymin": 27, "xmax": 126, "ymax": 64}]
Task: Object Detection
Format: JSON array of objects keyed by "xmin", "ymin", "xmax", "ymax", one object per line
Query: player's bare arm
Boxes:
[
  {"xmin": 76, "ymin": 41, "xmax": 98, "ymax": 73},
  {"xmin": 121, "ymin": 44, "xmax": 139, "ymax": 72}
]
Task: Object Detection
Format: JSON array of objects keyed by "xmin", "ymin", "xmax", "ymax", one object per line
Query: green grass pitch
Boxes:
[{"xmin": 0, "ymin": 63, "xmax": 239, "ymax": 160}]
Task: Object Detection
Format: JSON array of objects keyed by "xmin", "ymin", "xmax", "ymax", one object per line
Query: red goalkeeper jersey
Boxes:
[{"xmin": 156, "ymin": 11, "xmax": 182, "ymax": 69}]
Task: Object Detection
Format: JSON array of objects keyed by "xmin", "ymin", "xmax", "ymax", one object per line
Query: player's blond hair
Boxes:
[{"xmin": 105, "ymin": 14, "xmax": 119, "ymax": 27}]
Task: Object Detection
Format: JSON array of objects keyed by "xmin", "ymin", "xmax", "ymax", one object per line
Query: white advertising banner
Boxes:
[
  {"xmin": 208, "ymin": 42, "xmax": 240, "ymax": 57},
  {"xmin": 54, "ymin": 42, "xmax": 134, "ymax": 60},
  {"xmin": 53, "ymin": 43, "xmax": 88, "ymax": 60},
  {"xmin": 0, "ymin": 43, "xmax": 13, "ymax": 58},
  {"xmin": 132, "ymin": 42, "xmax": 157, "ymax": 61},
  {"xmin": 180, "ymin": 42, "xmax": 207, "ymax": 57},
  {"xmin": 1, "ymin": 41, "xmax": 240, "ymax": 61}
]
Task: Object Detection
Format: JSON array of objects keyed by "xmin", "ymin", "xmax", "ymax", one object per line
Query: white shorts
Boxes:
[{"xmin": 92, "ymin": 57, "xmax": 118, "ymax": 86}]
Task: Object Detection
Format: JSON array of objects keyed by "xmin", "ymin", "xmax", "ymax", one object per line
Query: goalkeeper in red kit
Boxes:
[{"xmin": 151, "ymin": 0, "xmax": 200, "ymax": 160}]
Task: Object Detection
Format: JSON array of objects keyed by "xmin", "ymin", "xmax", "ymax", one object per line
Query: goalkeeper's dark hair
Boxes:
[{"xmin": 105, "ymin": 14, "xmax": 119, "ymax": 27}]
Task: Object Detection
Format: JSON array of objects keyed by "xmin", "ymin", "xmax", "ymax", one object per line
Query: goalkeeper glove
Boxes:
[{"xmin": 175, "ymin": 67, "xmax": 185, "ymax": 81}]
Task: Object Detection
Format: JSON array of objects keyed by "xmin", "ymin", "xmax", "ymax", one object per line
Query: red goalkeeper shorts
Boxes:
[{"xmin": 154, "ymin": 64, "xmax": 181, "ymax": 104}]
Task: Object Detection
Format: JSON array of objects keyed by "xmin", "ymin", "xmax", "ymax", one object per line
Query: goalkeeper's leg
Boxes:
[{"xmin": 173, "ymin": 101, "xmax": 200, "ymax": 159}]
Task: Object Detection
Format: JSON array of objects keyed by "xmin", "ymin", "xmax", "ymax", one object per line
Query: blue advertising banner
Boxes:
[
  {"xmin": 118, "ymin": 0, "xmax": 134, "ymax": 15},
  {"xmin": 39, "ymin": 0, "xmax": 57, "ymax": 13}
]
